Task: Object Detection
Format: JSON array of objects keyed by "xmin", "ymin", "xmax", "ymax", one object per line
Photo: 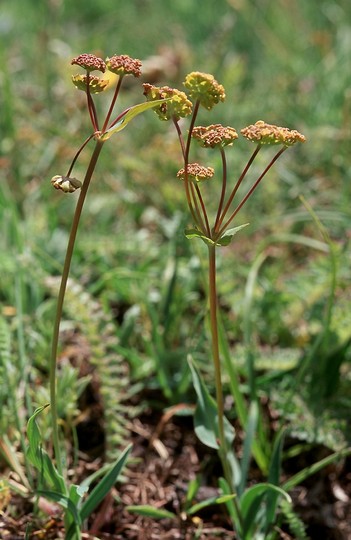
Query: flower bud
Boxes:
[{"xmin": 51, "ymin": 175, "xmax": 82, "ymax": 193}]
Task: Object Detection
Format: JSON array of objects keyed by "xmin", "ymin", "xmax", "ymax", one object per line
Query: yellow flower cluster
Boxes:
[
  {"xmin": 192, "ymin": 124, "xmax": 238, "ymax": 148},
  {"xmin": 72, "ymin": 74, "xmax": 109, "ymax": 94},
  {"xmin": 183, "ymin": 72, "xmax": 225, "ymax": 110},
  {"xmin": 143, "ymin": 84, "xmax": 192, "ymax": 121},
  {"xmin": 241, "ymin": 121, "xmax": 306, "ymax": 146}
]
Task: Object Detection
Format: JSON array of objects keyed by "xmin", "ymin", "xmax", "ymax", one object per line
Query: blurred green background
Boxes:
[{"xmin": 0, "ymin": 0, "xmax": 350, "ymax": 448}]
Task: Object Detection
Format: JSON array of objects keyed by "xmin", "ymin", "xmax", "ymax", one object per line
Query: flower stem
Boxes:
[
  {"xmin": 208, "ymin": 245, "xmax": 225, "ymax": 448},
  {"xmin": 218, "ymin": 146, "xmax": 286, "ymax": 237},
  {"xmin": 215, "ymin": 145, "xmax": 260, "ymax": 234},
  {"xmin": 103, "ymin": 76, "xmax": 124, "ymax": 132},
  {"xmin": 213, "ymin": 147, "xmax": 228, "ymax": 232},
  {"xmin": 49, "ymin": 139, "xmax": 104, "ymax": 475},
  {"xmin": 208, "ymin": 244, "xmax": 242, "ymax": 525}
]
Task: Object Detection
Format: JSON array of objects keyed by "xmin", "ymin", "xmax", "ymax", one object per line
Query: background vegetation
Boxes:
[{"xmin": 0, "ymin": 0, "xmax": 350, "ymax": 536}]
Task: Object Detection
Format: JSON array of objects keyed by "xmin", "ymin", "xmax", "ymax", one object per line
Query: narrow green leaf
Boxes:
[
  {"xmin": 185, "ymin": 477, "xmax": 200, "ymax": 505},
  {"xmin": 188, "ymin": 356, "xmax": 235, "ymax": 449},
  {"xmin": 26, "ymin": 406, "xmax": 66, "ymax": 494},
  {"xmin": 238, "ymin": 401, "xmax": 259, "ymax": 496},
  {"xmin": 100, "ymin": 99, "xmax": 170, "ymax": 140},
  {"xmin": 282, "ymin": 447, "xmax": 351, "ymax": 492},
  {"xmin": 187, "ymin": 493, "xmax": 236, "ymax": 515},
  {"xmin": 218, "ymin": 477, "xmax": 241, "ymax": 531},
  {"xmin": 265, "ymin": 429, "xmax": 287, "ymax": 528},
  {"xmin": 79, "ymin": 443, "xmax": 132, "ymax": 522},
  {"xmin": 127, "ymin": 505, "xmax": 176, "ymax": 520},
  {"xmin": 240, "ymin": 483, "xmax": 290, "ymax": 537},
  {"xmin": 268, "ymin": 429, "xmax": 286, "ymax": 486}
]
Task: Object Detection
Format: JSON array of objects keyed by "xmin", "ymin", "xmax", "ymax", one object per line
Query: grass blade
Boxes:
[{"xmin": 79, "ymin": 443, "xmax": 132, "ymax": 521}]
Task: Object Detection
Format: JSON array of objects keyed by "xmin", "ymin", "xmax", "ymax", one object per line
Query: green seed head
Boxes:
[
  {"xmin": 183, "ymin": 72, "xmax": 225, "ymax": 110},
  {"xmin": 72, "ymin": 74, "xmax": 109, "ymax": 94}
]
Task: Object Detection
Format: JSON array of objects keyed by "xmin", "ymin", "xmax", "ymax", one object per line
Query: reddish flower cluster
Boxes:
[
  {"xmin": 106, "ymin": 55, "xmax": 142, "ymax": 77},
  {"xmin": 177, "ymin": 163, "xmax": 215, "ymax": 183},
  {"xmin": 71, "ymin": 53, "xmax": 106, "ymax": 73}
]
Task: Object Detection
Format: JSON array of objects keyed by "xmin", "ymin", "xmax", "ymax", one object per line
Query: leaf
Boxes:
[
  {"xmin": 282, "ymin": 446, "xmax": 351, "ymax": 492},
  {"xmin": 184, "ymin": 223, "xmax": 249, "ymax": 247},
  {"xmin": 79, "ymin": 443, "xmax": 132, "ymax": 521},
  {"xmin": 238, "ymin": 401, "xmax": 259, "ymax": 496},
  {"xmin": 265, "ymin": 429, "xmax": 287, "ymax": 528},
  {"xmin": 26, "ymin": 405, "xmax": 66, "ymax": 495},
  {"xmin": 240, "ymin": 483, "xmax": 291, "ymax": 538},
  {"xmin": 127, "ymin": 505, "xmax": 176, "ymax": 520},
  {"xmin": 216, "ymin": 224, "xmax": 250, "ymax": 246},
  {"xmin": 65, "ymin": 484, "xmax": 88, "ymax": 535},
  {"xmin": 187, "ymin": 493, "xmax": 236, "ymax": 515},
  {"xmin": 100, "ymin": 99, "xmax": 170, "ymax": 140},
  {"xmin": 184, "ymin": 228, "xmax": 215, "ymax": 247},
  {"xmin": 188, "ymin": 356, "xmax": 235, "ymax": 449},
  {"xmin": 185, "ymin": 477, "xmax": 200, "ymax": 506},
  {"xmin": 218, "ymin": 477, "xmax": 241, "ymax": 531}
]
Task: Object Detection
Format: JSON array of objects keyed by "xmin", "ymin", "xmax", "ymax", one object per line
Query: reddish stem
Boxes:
[
  {"xmin": 218, "ymin": 146, "xmax": 287, "ymax": 236},
  {"xmin": 103, "ymin": 76, "xmax": 124, "ymax": 133},
  {"xmin": 215, "ymin": 145, "xmax": 261, "ymax": 233},
  {"xmin": 213, "ymin": 147, "xmax": 228, "ymax": 233}
]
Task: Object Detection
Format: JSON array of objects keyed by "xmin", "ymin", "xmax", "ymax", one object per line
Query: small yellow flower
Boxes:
[
  {"xmin": 143, "ymin": 83, "xmax": 192, "ymax": 121},
  {"xmin": 183, "ymin": 72, "xmax": 225, "ymax": 110},
  {"xmin": 177, "ymin": 163, "xmax": 215, "ymax": 183},
  {"xmin": 241, "ymin": 121, "xmax": 306, "ymax": 146},
  {"xmin": 192, "ymin": 124, "xmax": 238, "ymax": 148},
  {"xmin": 72, "ymin": 74, "xmax": 109, "ymax": 94},
  {"xmin": 71, "ymin": 53, "xmax": 106, "ymax": 73},
  {"xmin": 106, "ymin": 55, "xmax": 142, "ymax": 77},
  {"xmin": 51, "ymin": 175, "xmax": 82, "ymax": 193}
]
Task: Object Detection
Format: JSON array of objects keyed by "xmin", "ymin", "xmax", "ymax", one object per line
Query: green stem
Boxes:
[
  {"xmin": 49, "ymin": 139, "xmax": 104, "ymax": 475},
  {"xmin": 208, "ymin": 245, "xmax": 225, "ymax": 449},
  {"xmin": 208, "ymin": 245, "xmax": 242, "ymax": 526}
]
